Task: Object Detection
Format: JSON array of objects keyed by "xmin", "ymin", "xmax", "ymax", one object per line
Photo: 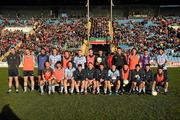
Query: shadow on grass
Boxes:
[{"xmin": 0, "ymin": 104, "xmax": 20, "ymax": 120}]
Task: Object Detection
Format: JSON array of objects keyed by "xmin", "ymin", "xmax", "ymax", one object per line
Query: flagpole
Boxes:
[
  {"xmin": 87, "ymin": 0, "xmax": 90, "ymax": 42},
  {"xmin": 110, "ymin": 0, "xmax": 112, "ymax": 23}
]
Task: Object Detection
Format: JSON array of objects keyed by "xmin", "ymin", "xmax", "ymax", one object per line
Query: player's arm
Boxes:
[
  {"xmin": 83, "ymin": 56, "xmax": 87, "ymax": 66},
  {"xmin": 137, "ymin": 54, "xmax": 140, "ymax": 64},
  {"xmin": 139, "ymin": 55, "xmax": 143, "ymax": 67},
  {"xmin": 32, "ymin": 55, "xmax": 36, "ymax": 67}
]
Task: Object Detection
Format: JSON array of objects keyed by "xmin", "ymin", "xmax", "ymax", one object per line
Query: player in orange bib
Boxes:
[
  {"xmin": 86, "ymin": 48, "xmax": 96, "ymax": 66},
  {"xmin": 121, "ymin": 64, "xmax": 131, "ymax": 94},
  {"xmin": 41, "ymin": 61, "xmax": 54, "ymax": 95},
  {"xmin": 22, "ymin": 48, "xmax": 35, "ymax": 92},
  {"xmin": 62, "ymin": 51, "xmax": 72, "ymax": 68},
  {"xmin": 54, "ymin": 61, "xmax": 64, "ymax": 94},
  {"xmin": 128, "ymin": 48, "xmax": 140, "ymax": 70},
  {"xmin": 152, "ymin": 67, "xmax": 168, "ymax": 95}
]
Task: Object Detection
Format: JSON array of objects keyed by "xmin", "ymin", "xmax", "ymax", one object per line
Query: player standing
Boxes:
[
  {"xmin": 74, "ymin": 50, "xmax": 86, "ymax": 69},
  {"xmin": 140, "ymin": 49, "xmax": 150, "ymax": 69},
  {"xmin": 22, "ymin": 48, "xmax": 35, "ymax": 92},
  {"xmin": 156, "ymin": 48, "xmax": 168, "ymax": 80},
  {"xmin": 112, "ymin": 47, "xmax": 127, "ymax": 70},
  {"xmin": 7, "ymin": 47, "xmax": 20, "ymax": 93},
  {"xmin": 62, "ymin": 51, "xmax": 72, "ymax": 68},
  {"xmin": 49, "ymin": 48, "xmax": 61, "ymax": 69},
  {"xmin": 86, "ymin": 48, "xmax": 96, "ymax": 66},
  {"xmin": 37, "ymin": 48, "xmax": 49, "ymax": 83},
  {"xmin": 128, "ymin": 48, "xmax": 140, "ymax": 71}
]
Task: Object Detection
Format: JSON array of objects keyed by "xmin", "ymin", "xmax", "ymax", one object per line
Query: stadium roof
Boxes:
[{"xmin": 1, "ymin": 0, "xmax": 180, "ymax": 5}]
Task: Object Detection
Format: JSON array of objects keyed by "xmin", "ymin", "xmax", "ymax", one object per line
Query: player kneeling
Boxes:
[
  {"xmin": 96, "ymin": 63, "xmax": 108, "ymax": 95},
  {"xmin": 121, "ymin": 64, "xmax": 131, "ymax": 94},
  {"xmin": 152, "ymin": 67, "xmax": 168, "ymax": 95},
  {"xmin": 73, "ymin": 64, "xmax": 86, "ymax": 94},
  {"xmin": 64, "ymin": 61, "xmax": 76, "ymax": 94},
  {"xmin": 107, "ymin": 65, "xmax": 121, "ymax": 95},
  {"xmin": 53, "ymin": 62, "xmax": 64, "ymax": 94},
  {"xmin": 41, "ymin": 61, "xmax": 55, "ymax": 95},
  {"xmin": 85, "ymin": 62, "xmax": 96, "ymax": 95},
  {"xmin": 144, "ymin": 64, "xmax": 154, "ymax": 93},
  {"xmin": 130, "ymin": 64, "xmax": 145, "ymax": 95}
]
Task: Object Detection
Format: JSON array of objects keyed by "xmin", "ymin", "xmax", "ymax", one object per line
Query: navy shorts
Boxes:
[
  {"xmin": 156, "ymin": 81, "xmax": 166, "ymax": 87},
  {"xmin": 75, "ymin": 77, "xmax": 85, "ymax": 81},
  {"xmin": 23, "ymin": 71, "xmax": 34, "ymax": 77},
  {"xmin": 8, "ymin": 69, "xmax": 19, "ymax": 77}
]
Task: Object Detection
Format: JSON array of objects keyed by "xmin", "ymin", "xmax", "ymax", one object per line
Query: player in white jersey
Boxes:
[
  {"xmin": 49, "ymin": 48, "xmax": 61, "ymax": 69},
  {"xmin": 156, "ymin": 48, "xmax": 168, "ymax": 78},
  {"xmin": 73, "ymin": 50, "xmax": 86, "ymax": 69},
  {"xmin": 64, "ymin": 61, "xmax": 76, "ymax": 94}
]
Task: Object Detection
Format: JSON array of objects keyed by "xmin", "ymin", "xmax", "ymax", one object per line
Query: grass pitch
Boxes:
[{"xmin": 0, "ymin": 68, "xmax": 180, "ymax": 120}]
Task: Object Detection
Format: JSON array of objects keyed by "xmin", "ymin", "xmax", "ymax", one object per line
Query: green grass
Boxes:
[{"xmin": 0, "ymin": 68, "xmax": 180, "ymax": 120}]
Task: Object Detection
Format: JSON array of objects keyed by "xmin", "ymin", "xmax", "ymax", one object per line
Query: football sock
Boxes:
[
  {"xmin": 97, "ymin": 88, "xmax": 100, "ymax": 93},
  {"xmin": 8, "ymin": 88, "xmax": 12, "ymax": 93},
  {"xmin": 71, "ymin": 88, "xmax": 74, "ymax": 94},
  {"xmin": 143, "ymin": 87, "xmax": 146, "ymax": 93},
  {"xmin": 133, "ymin": 88, "xmax": 135, "ymax": 91},
  {"xmin": 31, "ymin": 85, "xmax": 34, "ymax": 91},
  {"xmin": 64, "ymin": 87, "xmax": 68, "ymax": 93},
  {"xmin": 104, "ymin": 88, "xmax": 107, "ymax": 94},
  {"xmin": 136, "ymin": 87, "xmax": 139, "ymax": 91},
  {"xmin": 139, "ymin": 88, "xmax": 142, "ymax": 93},
  {"xmin": 76, "ymin": 87, "xmax": 79, "ymax": 93},
  {"xmin": 48, "ymin": 85, "xmax": 52, "ymax": 92},
  {"xmin": 80, "ymin": 88, "xmax": 84, "ymax": 93},
  {"xmin": 60, "ymin": 85, "xmax": 64, "ymax": 93},
  {"xmin": 52, "ymin": 85, "xmax": 55, "ymax": 93},
  {"xmin": 24, "ymin": 86, "xmax": 27, "ymax": 92},
  {"xmin": 40, "ymin": 85, "xmax": 44, "ymax": 93}
]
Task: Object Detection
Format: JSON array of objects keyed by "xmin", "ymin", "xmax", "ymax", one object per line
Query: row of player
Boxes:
[{"xmin": 6, "ymin": 47, "xmax": 168, "ymax": 95}]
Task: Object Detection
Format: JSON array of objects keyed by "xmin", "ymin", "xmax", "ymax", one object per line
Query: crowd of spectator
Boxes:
[
  {"xmin": 0, "ymin": 17, "xmax": 87, "ymax": 58},
  {"xmin": 113, "ymin": 17, "xmax": 180, "ymax": 58},
  {"xmin": 90, "ymin": 17, "xmax": 110, "ymax": 38},
  {"xmin": 0, "ymin": 16, "xmax": 180, "ymax": 62}
]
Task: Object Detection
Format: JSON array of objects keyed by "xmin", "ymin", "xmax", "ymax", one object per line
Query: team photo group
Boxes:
[{"xmin": 7, "ymin": 46, "xmax": 169, "ymax": 96}]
